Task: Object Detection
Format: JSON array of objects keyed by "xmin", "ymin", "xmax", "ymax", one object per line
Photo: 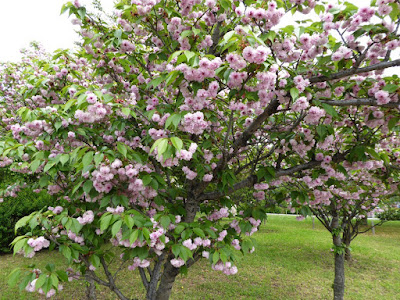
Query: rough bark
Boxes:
[
  {"xmin": 333, "ymin": 252, "xmax": 345, "ymax": 300},
  {"xmin": 145, "ymin": 254, "xmax": 165, "ymax": 300},
  {"xmin": 343, "ymin": 236, "xmax": 352, "ymax": 261},
  {"xmin": 85, "ymin": 272, "xmax": 97, "ymax": 300},
  {"xmin": 332, "ymin": 216, "xmax": 345, "ymax": 300},
  {"xmin": 148, "ymin": 196, "xmax": 199, "ymax": 300},
  {"xmin": 154, "ymin": 257, "xmax": 181, "ymax": 300},
  {"xmin": 344, "ymin": 247, "xmax": 351, "ymax": 262}
]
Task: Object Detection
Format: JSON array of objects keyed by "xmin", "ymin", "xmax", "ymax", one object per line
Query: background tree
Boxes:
[{"xmin": 1, "ymin": 0, "xmax": 399, "ymax": 300}]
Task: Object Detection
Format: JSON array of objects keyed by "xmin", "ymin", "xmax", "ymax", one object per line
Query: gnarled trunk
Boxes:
[
  {"xmin": 145, "ymin": 196, "xmax": 199, "ymax": 300},
  {"xmin": 153, "ymin": 258, "xmax": 180, "ymax": 300}
]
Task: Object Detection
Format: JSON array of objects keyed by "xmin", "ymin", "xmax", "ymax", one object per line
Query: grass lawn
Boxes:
[{"xmin": 1, "ymin": 215, "xmax": 399, "ymax": 299}]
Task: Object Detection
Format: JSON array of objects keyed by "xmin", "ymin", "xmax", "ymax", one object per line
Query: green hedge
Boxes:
[
  {"xmin": 377, "ymin": 207, "xmax": 400, "ymax": 221},
  {"xmin": 0, "ymin": 189, "xmax": 53, "ymax": 254}
]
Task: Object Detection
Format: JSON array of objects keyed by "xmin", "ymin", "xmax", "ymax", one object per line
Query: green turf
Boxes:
[{"xmin": 1, "ymin": 215, "xmax": 399, "ymax": 299}]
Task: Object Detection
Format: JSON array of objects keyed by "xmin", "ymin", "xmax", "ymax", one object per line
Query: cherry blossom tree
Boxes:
[{"xmin": 1, "ymin": 0, "xmax": 399, "ymax": 300}]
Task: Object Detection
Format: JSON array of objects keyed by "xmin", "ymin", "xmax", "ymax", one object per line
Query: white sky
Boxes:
[{"xmin": 0, "ymin": 0, "xmax": 114, "ymax": 62}]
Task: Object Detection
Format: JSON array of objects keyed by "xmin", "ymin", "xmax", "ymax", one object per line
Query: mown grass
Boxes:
[{"xmin": 1, "ymin": 215, "xmax": 399, "ymax": 299}]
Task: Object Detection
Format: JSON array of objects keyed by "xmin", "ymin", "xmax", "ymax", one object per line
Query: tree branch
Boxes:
[
  {"xmin": 100, "ymin": 257, "xmax": 129, "ymax": 300},
  {"xmin": 319, "ymin": 98, "xmax": 399, "ymax": 108},
  {"xmin": 208, "ymin": 22, "xmax": 222, "ymax": 55},
  {"xmin": 310, "ymin": 59, "xmax": 400, "ymax": 83},
  {"xmin": 199, "ymin": 151, "xmax": 347, "ymax": 201}
]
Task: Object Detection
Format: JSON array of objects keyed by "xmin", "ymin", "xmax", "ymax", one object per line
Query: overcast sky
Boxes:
[
  {"xmin": 0, "ymin": 0, "xmax": 392, "ymax": 63},
  {"xmin": 0, "ymin": 0, "xmax": 114, "ymax": 62}
]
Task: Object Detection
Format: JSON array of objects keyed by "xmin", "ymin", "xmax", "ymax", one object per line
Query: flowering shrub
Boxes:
[{"xmin": 1, "ymin": 0, "xmax": 400, "ymax": 300}]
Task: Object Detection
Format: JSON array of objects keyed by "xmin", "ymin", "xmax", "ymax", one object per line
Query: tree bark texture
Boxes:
[
  {"xmin": 154, "ymin": 257, "xmax": 180, "ymax": 300},
  {"xmin": 85, "ymin": 273, "xmax": 97, "ymax": 300},
  {"xmin": 332, "ymin": 216, "xmax": 345, "ymax": 300},
  {"xmin": 333, "ymin": 252, "xmax": 345, "ymax": 300},
  {"xmin": 146, "ymin": 197, "xmax": 199, "ymax": 300}
]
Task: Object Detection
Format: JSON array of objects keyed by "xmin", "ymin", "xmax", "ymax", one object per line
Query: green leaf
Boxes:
[
  {"xmin": 60, "ymin": 3, "xmax": 71, "ymax": 15},
  {"xmin": 121, "ymin": 107, "xmax": 131, "ymax": 117},
  {"xmin": 181, "ymin": 30, "xmax": 192, "ymax": 38},
  {"xmin": 30, "ymin": 159, "xmax": 41, "ymax": 172},
  {"xmin": 148, "ymin": 75, "xmax": 166, "ymax": 89},
  {"xmin": 45, "ymin": 263, "xmax": 55, "ymax": 272},
  {"xmin": 100, "ymin": 214, "xmax": 112, "ymax": 232},
  {"xmin": 290, "ymin": 87, "xmax": 299, "ymax": 100},
  {"xmin": 7, "ymin": 269, "xmax": 21, "ymax": 287},
  {"xmin": 150, "ymin": 138, "xmax": 169, "ymax": 156},
  {"xmin": 124, "ymin": 215, "xmax": 135, "ymax": 228},
  {"xmin": 15, "ymin": 215, "xmax": 33, "ymax": 234},
  {"xmin": 111, "ymin": 220, "xmax": 122, "ymax": 237},
  {"xmin": 321, "ymin": 103, "xmax": 338, "ymax": 117},
  {"xmin": 114, "ymin": 29, "xmax": 122, "ymax": 40},
  {"xmin": 174, "ymin": 224, "xmax": 185, "ymax": 234},
  {"xmin": 43, "ymin": 161, "xmax": 56, "ymax": 172},
  {"xmin": 170, "ymin": 137, "xmax": 183, "ymax": 151},
  {"xmin": 129, "ymin": 230, "xmax": 139, "ymax": 244},
  {"xmin": 167, "ymin": 50, "xmax": 183, "ymax": 63},
  {"xmin": 82, "ymin": 151, "xmax": 94, "ymax": 168},
  {"xmin": 219, "ymin": 250, "xmax": 228, "ymax": 263},
  {"xmin": 193, "ymin": 228, "xmax": 205, "ymax": 238},
  {"xmin": 90, "ymin": 254, "xmax": 101, "ymax": 268},
  {"xmin": 142, "ymin": 175, "xmax": 152, "ymax": 186},
  {"xmin": 172, "ymin": 244, "xmax": 180, "ymax": 257},
  {"xmin": 165, "ymin": 70, "xmax": 180, "ymax": 86},
  {"xmin": 165, "ymin": 114, "xmax": 182, "ymax": 129},
  {"xmin": 77, "ymin": 7, "xmax": 86, "ymax": 19},
  {"xmin": 382, "ymin": 84, "xmax": 398, "ymax": 93},
  {"xmin": 142, "ymin": 227, "xmax": 150, "ymax": 240},
  {"xmin": 56, "ymin": 270, "xmax": 69, "ymax": 282},
  {"xmin": 212, "ymin": 251, "xmax": 220, "ymax": 264},
  {"xmin": 59, "ymin": 154, "xmax": 69, "ymax": 166},
  {"xmin": 83, "ymin": 180, "xmax": 93, "ymax": 194},
  {"xmin": 220, "ymin": 0, "xmax": 230, "ymax": 10},
  {"xmin": 314, "ymin": 4, "xmax": 325, "ymax": 15},
  {"xmin": 388, "ymin": 117, "xmax": 399, "ymax": 130},
  {"xmin": 160, "ymin": 216, "xmax": 171, "ymax": 229},
  {"xmin": 221, "ymin": 31, "xmax": 235, "ymax": 44},
  {"xmin": 389, "ymin": 2, "xmax": 400, "ymax": 20},
  {"xmin": 316, "ymin": 125, "xmax": 327, "ymax": 140},
  {"xmin": 61, "ymin": 245, "xmax": 72, "ymax": 261},
  {"xmin": 35, "ymin": 274, "xmax": 47, "ymax": 289},
  {"xmin": 50, "ymin": 273, "xmax": 59, "ymax": 289},
  {"xmin": 365, "ymin": 147, "xmax": 381, "ymax": 160},
  {"xmin": 179, "ymin": 246, "xmax": 192, "ymax": 261},
  {"xmin": 184, "ymin": 51, "xmax": 195, "ymax": 61},
  {"xmin": 94, "ymin": 153, "xmax": 104, "ymax": 166},
  {"xmin": 63, "ymin": 98, "xmax": 76, "ymax": 112},
  {"xmin": 117, "ymin": 142, "xmax": 128, "ymax": 158}
]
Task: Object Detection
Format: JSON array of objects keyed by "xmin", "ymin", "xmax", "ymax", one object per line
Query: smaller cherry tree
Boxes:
[{"xmin": 284, "ymin": 153, "xmax": 399, "ymax": 299}]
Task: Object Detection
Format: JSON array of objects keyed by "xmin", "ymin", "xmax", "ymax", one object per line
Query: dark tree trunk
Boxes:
[
  {"xmin": 146, "ymin": 196, "xmax": 199, "ymax": 300},
  {"xmin": 344, "ymin": 247, "xmax": 351, "ymax": 261},
  {"xmin": 332, "ymin": 216, "xmax": 345, "ymax": 300},
  {"xmin": 153, "ymin": 258, "xmax": 180, "ymax": 300},
  {"xmin": 343, "ymin": 232, "xmax": 352, "ymax": 262},
  {"xmin": 333, "ymin": 252, "xmax": 345, "ymax": 300},
  {"xmin": 85, "ymin": 273, "xmax": 97, "ymax": 300},
  {"xmin": 145, "ymin": 254, "xmax": 165, "ymax": 300}
]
